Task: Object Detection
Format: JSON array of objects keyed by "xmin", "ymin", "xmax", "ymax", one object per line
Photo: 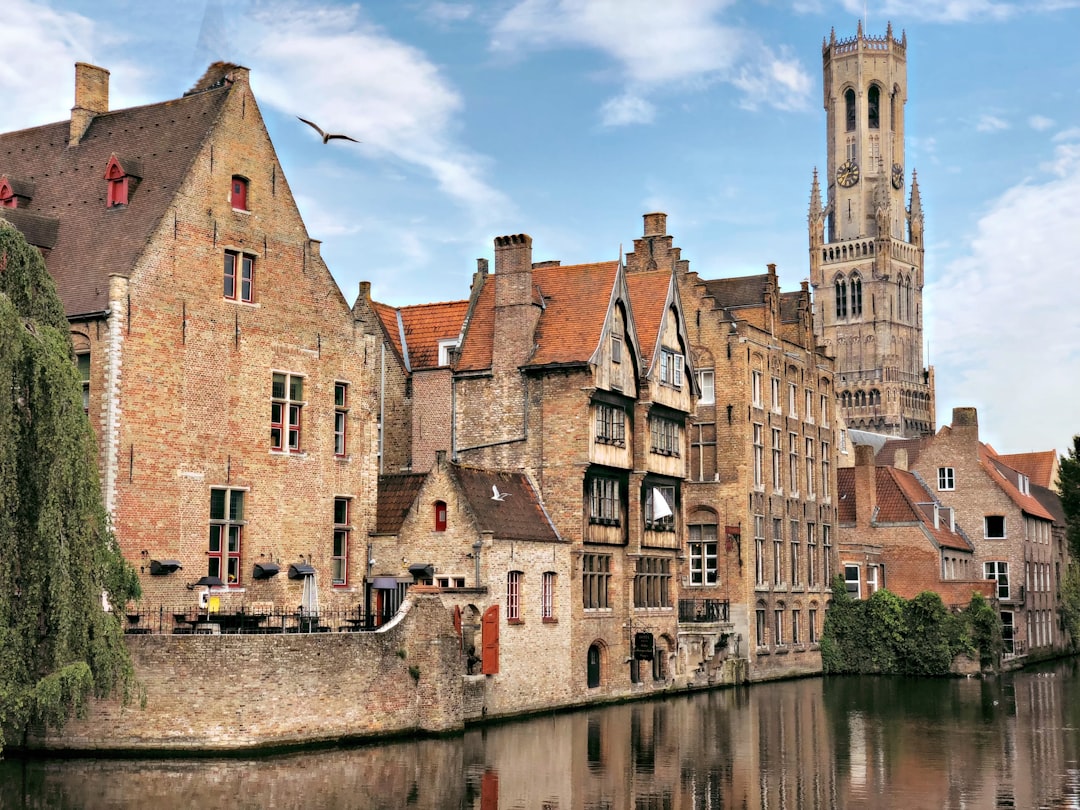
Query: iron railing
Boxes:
[{"xmin": 678, "ymin": 599, "xmax": 730, "ymax": 624}]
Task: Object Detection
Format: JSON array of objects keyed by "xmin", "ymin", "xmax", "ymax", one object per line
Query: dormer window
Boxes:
[
  {"xmin": 231, "ymin": 176, "xmax": 249, "ymax": 211},
  {"xmin": 437, "ymin": 338, "xmax": 460, "ymax": 367},
  {"xmin": 0, "ymin": 178, "xmax": 15, "ymax": 209},
  {"xmin": 104, "ymin": 156, "xmax": 129, "ymax": 208}
]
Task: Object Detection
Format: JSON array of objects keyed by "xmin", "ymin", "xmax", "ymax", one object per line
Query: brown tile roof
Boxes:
[
  {"xmin": 875, "ymin": 437, "xmax": 926, "ymax": 467},
  {"xmin": 451, "ymin": 465, "xmax": 561, "ymax": 543},
  {"xmin": 370, "ymin": 299, "xmax": 404, "ymax": 362},
  {"xmin": 997, "ymin": 450, "xmax": 1058, "ymax": 489},
  {"xmin": 779, "ymin": 291, "xmax": 802, "ymax": 323},
  {"xmin": 1, "ymin": 209, "xmax": 59, "ymax": 250},
  {"xmin": 837, "ymin": 467, "xmax": 856, "ymax": 523},
  {"xmin": 625, "ymin": 270, "xmax": 672, "ymax": 363},
  {"xmin": 700, "ymin": 274, "xmax": 768, "ymax": 309},
  {"xmin": 376, "ymin": 473, "xmax": 425, "ymax": 534},
  {"xmin": 0, "ymin": 82, "xmax": 232, "ymax": 317},
  {"xmin": 399, "ymin": 300, "xmax": 469, "ymax": 370},
  {"xmin": 981, "ymin": 445, "xmax": 1055, "ymax": 521},
  {"xmin": 529, "ymin": 261, "xmax": 620, "ymax": 367}
]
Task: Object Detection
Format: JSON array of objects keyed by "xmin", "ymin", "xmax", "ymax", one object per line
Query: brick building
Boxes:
[
  {"xmin": 661, "ymin": 213, "xmax": 839, "ymax": 682},
  {"xmin": 0, "ymin": 62, "xmax": 380, "ymax": 616},
  {"xmin": 837, "ymin": 444, "xmax": 993, "ymax": 606},
  {"xmin": 875, "ymin": 407, "xmax": 1066, "ymax": 659}
]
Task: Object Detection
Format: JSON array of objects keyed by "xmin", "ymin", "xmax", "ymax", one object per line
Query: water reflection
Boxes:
[{"xmin": 3, "ymin": 659, "xmax": 1080, "ymax": 809}]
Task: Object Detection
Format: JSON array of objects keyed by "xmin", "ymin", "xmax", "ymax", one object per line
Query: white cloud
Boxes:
[
  {"xmin": 929, "ymin": 143, "xmax": 1080, "ymax": 453},
  {"xmin": 839, "ymin": 0, "xmax": 1080, "ymax": 22},
  {"xmin": 600, "ymin": 93, "xmax": 655, "ymax": 126},
  {"xmin": 976, "ymin": 114, "xmax": 1009, "ymax": 133},
  {"xmin": 1029, "ymin": 115, "xmax": 1055, "ymax": 131},
  {"xmin": 246, "ymin": 2, "xmax": 510, "ymax": 214},
  {"xmin": 490, "ymin": 0, "xmax": 812, "ymax": 122},
  {"xmin": 422, "ymin": 2, "xmax": 475, "ymax": 23}
]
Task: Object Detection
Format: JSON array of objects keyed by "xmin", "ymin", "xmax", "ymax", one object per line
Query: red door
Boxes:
[{"xmin": 481, "ymin": 605, "xmax": 499, "ymax": 675}]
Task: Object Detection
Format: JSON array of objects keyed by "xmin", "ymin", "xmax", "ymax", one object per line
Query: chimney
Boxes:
[
  {"xmin": 643, "ymin": 212, "xmax": 667, "ymax": 237},
  {"xmin": 893, "ymin": 448, "xmax": 908, "ymax": 471},
  {"xmin": 492, "ymin": 234, "xmax": 537, "ymax": 370},
  {"xmin": 70, "ymin": 63, "xmax": 110, "ymax": 147},
  {"xmin": 951, "ymin": 406, "xmax": 979, "ymax": 444},
  {"xmin": 358, "ymin": 281, "xmax": 371, "ymax": 302},
  {"xmin": 854, "ymin": 444, "xmax": 877, "ymax": 527}
]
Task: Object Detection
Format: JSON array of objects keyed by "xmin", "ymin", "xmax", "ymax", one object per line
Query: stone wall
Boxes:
[{"xmin": 25, "ymin": 594, "xmax": 463, "ymax": 752}]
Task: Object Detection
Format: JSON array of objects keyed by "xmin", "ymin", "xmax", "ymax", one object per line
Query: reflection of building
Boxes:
[
  {"xmin": 809, "ymin": 23, "xmax": 935, "ymax": 437},
  {"xmin": 0, "ymin": 63, "xmax": 378, "ymax": 613},
  {"xmin": 874, "ymin": 407, "xmax": 1066, "ymax": 660}
]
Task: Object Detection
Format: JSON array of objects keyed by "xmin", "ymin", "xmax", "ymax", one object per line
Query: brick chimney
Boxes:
[
  {"xmin": 70, "ymin": 63, "xmax": 110, "ymax": 147},
  {"xmin": 493, "ymin": 234, "xmax": 537, "ymax": 370},
  {"xmin": 643, "ymin": 212, "xmax": 667, "ymax": 237},
  {"xmin": 951, "ymin": 407, "xmax": 979, "ymax": 445},
  {"xmin": 854, "ymin": 444, "xmax": 878, "ymax": 526}
]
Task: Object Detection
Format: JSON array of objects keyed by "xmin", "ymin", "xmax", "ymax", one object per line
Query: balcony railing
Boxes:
[{"xmin": 678, "ymin": 599, "xmax": 730, "ymax": 624}]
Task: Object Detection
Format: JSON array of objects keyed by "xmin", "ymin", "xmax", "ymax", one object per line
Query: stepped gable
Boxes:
[
  {"xmin": 452, "ymin": 465, "xmax": 561, "ymax": 543},
  {"xmin": 0, "ymin": 79, "xmax": 233, "ymax": 318},
  {"xmin": 376, "ymin": 473, "xmax": 426, "ymax": 533},
  {"xmin": 997, "ymin": 450, "xmax": 1058, "ymax": 489}
]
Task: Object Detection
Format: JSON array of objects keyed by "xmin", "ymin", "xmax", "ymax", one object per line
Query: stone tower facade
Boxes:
[{"xmin": 809, "ymin": 22, "xmax": 935, "ymax": 437}]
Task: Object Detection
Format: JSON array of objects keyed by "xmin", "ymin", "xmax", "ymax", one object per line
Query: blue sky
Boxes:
[{"xmin": 7, "ymin": 0, "xmax": 1080, "ymax": 456}]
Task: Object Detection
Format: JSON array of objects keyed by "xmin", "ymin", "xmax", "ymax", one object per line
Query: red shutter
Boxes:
[
  {"xmin": 481, "ymin": 604, "xmax": 499, "ymax": 674},
  {"xmin": 453, "ymin": 605, "xmax": 462, "ymax": 645}
]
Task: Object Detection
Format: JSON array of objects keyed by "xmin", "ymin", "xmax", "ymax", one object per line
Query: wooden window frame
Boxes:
[
  {"xmin": 209, "ymin": 487, "xmax": 245, "ymax": 585},
  {"xmin": 332, "ymin": 497, "xmax": 350, "ymax": 586}
]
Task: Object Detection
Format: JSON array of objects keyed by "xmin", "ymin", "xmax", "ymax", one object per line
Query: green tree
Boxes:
[
  {"xmin": 960, "ymin": 592, "xmax": 1002, "ymax": 669},
  {"xmin": 1060, "ymin": 436, "xmax": 1080, "ymax": 559},
  {"xmin": 0, "ymin": 220, "xmax": 140, "ymax": 753}
]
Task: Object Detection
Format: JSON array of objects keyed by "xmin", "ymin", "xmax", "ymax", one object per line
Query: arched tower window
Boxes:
[
  {"xmin": 897, "ymin": 275, "xmax": 905, "ymax": 320},
  {"xmin": 845, "ymin": 88, "xmax": 856, "ymax": 132},
  {"xmin": 850, "ymin": 274, "xmax": 863, "ymax": 317},
  {"xmin": 890, "ymin": 88, "xmax": 898, "ymax": 132},
  {"xmin": 868, "ymin": 85, "xmax": 880, "ymax": 130},
  {"xmin": 835, "ymin": 277, "xmax": 848, "ymax": 318}
]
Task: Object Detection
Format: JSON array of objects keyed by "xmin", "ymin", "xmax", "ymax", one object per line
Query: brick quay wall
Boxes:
[{"xmin": 24, "ymin": 595, "xmax": 464, "ymax": 753}]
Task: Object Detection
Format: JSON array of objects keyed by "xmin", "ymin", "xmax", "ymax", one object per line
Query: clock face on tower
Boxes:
[
  {"xmin": 892, "ymin": 163, "xmax": 904, "ymax": 189},
  {"xmin": 837, "ymin": 159, "xmax": 860, "ymax": 188}
]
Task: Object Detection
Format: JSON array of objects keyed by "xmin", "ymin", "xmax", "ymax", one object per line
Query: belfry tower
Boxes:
[{"xmin": 808, "ymin": 22, "xmax": 935, "ymax": 437}]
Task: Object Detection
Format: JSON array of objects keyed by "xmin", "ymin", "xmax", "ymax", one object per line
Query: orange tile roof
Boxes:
[
  {"xmin": 455, "ymin": 277, "xmax": 495, "ymax": 372},
  {"xmin": 371, "ymin": 299, "xmax": 468, "ymax": 371},
  {"xmin": 529, "ymin": 261, "xmax": 620, "ymax": 367},
  {"xmin": 626, "ymin": 270, "xmax": 673, "ymax": 364},
  {"xmin": 371, "ymin": 299, "xmax": 403, "ymax": 360},
  {"xmin": 996, "ymin": 450, "xmax": 1058, "ymax": 489},
  {"xmin": 980, "ymin": 444, "xmax": 1055, "ymax": 521}
]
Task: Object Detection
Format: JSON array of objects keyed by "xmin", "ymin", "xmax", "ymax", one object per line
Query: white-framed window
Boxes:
[
  {"xmin": 332, "ymin": 496, "xmax": 350, "ymax": 585},
  {"xmin": 697, "ymin": 369, "xmax": 715, "ymax": 405},
  {"xmin": 209, "ymin": 487, "xmax": 245, "ymax": 585},
  {"xmin": 938, "ymin": 467, "xmax": 955, "ymax": 491},
  {"xmin": 820, "ymin": 393, "xmax": 830, "ymax": 427},
  {"xmin": 844, "ymin": 564, "xmax": 861, "ymax": 598},
  {"xmin": 76, "ymin": 352, "xmax": 91, "ymax": 414},
  {"xmin": 1017, "ymin": 474, "xmax": 1030, "ymax": 496},
  {"xmin": 224, "ymin": 249, "xmax": 255, "ymax": 303},
  {"xmin": 805, "ymin": 437, "xmax": 815, "ymax": 497},
  {"xmin": 985, "ymin": 561, "xmax": 1009, "ymax": 600},
  {"xmin": 805, "ymin": 389, "xmax": 814, "ymax": 423},
  {"xmin": 334, "ymin": 382, "xmax": 348, "ymax": 457},
  {"xmin": 771, "ymin": 428, "xmax": 783, "ymax": 492},
  {"xmin": 773, "ymin": 518, "xmax": 784, "ymax": 586},
  {"xmin": 660, "ymin": 349, "xmax": 683, "ymax": 387},
  {"xmin": 271, "ymin": 372, "xmax": 304, "ymax": 452},
  {"xmin": 754, "ymin": 515, "xmax": 766, "ymax": 586},
  {"xmin": 789, "ymin": 432, "xmax": 799, "ymax": 494},
  {"xmin": 689, "ymin": 523, "xmax": 718, "ymax": 586},
  {"xmin": 507, "ymin": 570, "xmax": 523, "ymax": 621},
  {"xmin": 542, "ymin": 571, "xmax": 556, "ymax": 620},
  {"xmin": 751, "ymin": 370, "xmax": 763, "ymax": 408},
  {"xmin": 774, "ymin": 607, "xmax": 785, "ymax": 646},
  {"xmin": 753, "ymin": 424, "xmax": 764, "ymax": 489},
  {"xmin": 437, "ymin": 338, "xmax": 460, "ymax": 366},
  {"xmin": 866, "ymin": 564, "xmax": 880, "ymax": 594},
  {"xmin": 788, "ymin": 382, "xmax": 798, "ymax": 417},
  {"xmin": 771, "ymin": 377, "xmax": 782, "ymax": 413},
  {"xmin": 985, "ymin": 515, "xmax": 1006, "ymax": 539}
]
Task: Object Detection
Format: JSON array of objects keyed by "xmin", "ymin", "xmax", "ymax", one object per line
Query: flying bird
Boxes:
[
  {"xmin": 297, "ymin": 117, "xmax": 360, "ymax": 144},
  {"xmin": 491, "ymin": 486, "xmax": 510, "ymax": 502}
]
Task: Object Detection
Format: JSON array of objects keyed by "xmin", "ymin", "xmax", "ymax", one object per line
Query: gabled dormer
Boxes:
[
  {"xmin": 0, "ymin": 175, "xmax": 33, "ymax": 209},
  {"xmin": 103, "ymin": 154, "xmax": 142, "ymax": 209},
  {"xmin": 627, "ymin": 268, "xmax": 696, "ymax": 414}
]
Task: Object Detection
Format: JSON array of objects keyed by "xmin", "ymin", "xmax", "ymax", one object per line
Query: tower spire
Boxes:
[{"xmin": 808, "ymin": 168, "xmax": 823, "ymax": 221}]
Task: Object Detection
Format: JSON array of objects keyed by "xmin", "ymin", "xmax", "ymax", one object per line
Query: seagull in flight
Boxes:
[
  {"xmin": 491, "ymin": 485, "xmax": 510, "ymax": 502},
  {"xmin": 297, "ymin": 117, "xmax": 360, "ymax": 144}
]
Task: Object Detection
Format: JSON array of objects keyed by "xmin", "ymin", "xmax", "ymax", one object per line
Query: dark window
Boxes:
[
  {"xmin": 76, "ymin": 352, "xmax": 91, "ymax": 413},
  {"xmin": 595, "ymin": 403, "xmax": 625, "ymax": 446},
  {"xmin": 845, "ymin": 88, "xmax": 856, "ymax": 131},
  {"xmin": 868, "ymin": 85, "xmax": 880, "ymax": 129},
  {"xmin": 835, "ymin": 278, "xmax": 848, "ymax": 318},
  {"xmin": 851, "ymin": 274, "xmax": 863, "ymax": 316},
  {"xmin": 224, "ymin": 250, "xmax": 255, "ymax": 302},
  {"xmin": 583, "ymin": 554, "xmax": 611, "ymax": 609},
  {"xmin": 985, "ymin": 516, "xmax": 1006, "ymax": 539},
  {"xmin": 334, "ymin": 382, "xmax": 348, "ymax": 457},
  {"xmin": 634, "ymin": 557, "xmax": 671, "ymax": 608},
  {"xmin": 589, "ymin": 478, "xmax": 620, "ymax": 526}
]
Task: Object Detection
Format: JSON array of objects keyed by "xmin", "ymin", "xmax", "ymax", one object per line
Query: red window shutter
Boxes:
[
  {"xmin": 480, "ymin": 770, "xmax": 499, "ymax": 810},
  {"xmin": 480, "ymin": 604, "xmax": 499, "ymax": 674},
  {"xmin": 231, "ymin": 177, "xmax": 248, "ymax": 210},
  {"xmin": 453, "ymin": 605, "xmax": 462, "ymax": 640},
  {"xmin": 434, "ymin": 501, "xmax": 447, "ymax": 532}
]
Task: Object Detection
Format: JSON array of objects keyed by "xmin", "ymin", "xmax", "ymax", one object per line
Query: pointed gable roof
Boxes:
[
  {"xmin": 376, "ymin": 473, "xmax": 426, "ymax": 534},
  {"xmin": 371, "ymin": 299, "xmax": 469, "ymax": 372},
  {"xmin": 997, "ymin": 450, "xmax": 1059, "ymax": 489},
  {"xmin": 981, "ymin": 444, "xmax": 1055, "ymax": 521},
  {"xmin": 0, "ymin": 75, "xmax": 234, "ymax": 317},
  {"xmin": 451, "ymin": 465, "xmax": 561, "ymax": 543}
]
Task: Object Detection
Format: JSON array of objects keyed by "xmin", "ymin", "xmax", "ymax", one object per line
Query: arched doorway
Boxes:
[{"xmin": 587, "ymin": 643, "xmax": 603, "ymax": 688}]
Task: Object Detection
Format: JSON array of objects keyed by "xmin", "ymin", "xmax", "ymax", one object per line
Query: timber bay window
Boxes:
[
  {"xmin": 542, "ymin": 572, "xmax": 556, "ymax": 621},
  {"xmin": 224, "ymin": 249, "xmax": 255, "ymax": 303},
  {"xmin": 332, "ymin": 497, "xmax": 350, "ymax": 585},
  {"xmin": 507, "ymin": 571, "xmax": 523, "ymax": 622},
  {"xmin": 985, "ymin": 561, "xmax": 1009, "ymax": 600},
  {"xmin": 635, "ymin": 557, "xmax": 672, "ymax": 608},
  {"xmin": 650, "ymin": 416, "xmax": 680, "ymax": 456},
  {"xmin": 589, "ymin": 477, "xmax": 621, "ymax": 526},
  {"xmin": 271, "ymin": 372, "xmax": 304, "ymax": 452},
  {"xmin": 645, "ymin": 485, "xmax": 676, "ymax": 532},
  {"xmin": 659, "ymin": 349, "xmax": 683, "ymax": 388},
  {"xmin": 688, "ymin": 523, "xmax": 718, "ymax": 586},
  {"xmin": 697, "ymin": 369, "xmax": 715, "ymax": 405},
  {"xmin": 595, "ymin": 403, "xmax": 626, "ymax": 446},
  {"xmin": 209, "ymin": 488, "xmax": 245, "ymax": 584},
  {"xmin": 582, "ymin": 554, "xmax": 611, "ymax": 609},
  {"xmin": 985, "ymin": 516, "xmax": 1006, "ymax": 539},
  {"xmin": 334, "ymin": 382, "xmax": 348, "ymax": 457}
]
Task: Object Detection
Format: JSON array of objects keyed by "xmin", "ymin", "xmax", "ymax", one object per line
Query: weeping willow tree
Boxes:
[{"xmin": 0, "ymin": 220, "xmax": 140, "ymax": 753}]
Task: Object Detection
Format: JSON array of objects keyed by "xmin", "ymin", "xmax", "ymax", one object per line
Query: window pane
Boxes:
[
  {"xmin": 335, "ymin": 383, "xmax": 347, "ymax": 407},
  {"xmin": 290, "ymin": 376, "xmax": 303, "ymax": 401},
  {"xmin": 229, "ymin": 490, "xmax": 244, "ymax": 521},
  {"xmin": 272, "ymin": 373, "xmax": 286, "ymax": 399},
  {"xmin": 210, "ymin": 489, "xmax": 226, "ymax": 520},
  {"xmin": 334, "ymin": 497, "xmax": 349, "ymax": 525},
  {"xmin": 208, "ymin": 524, "xmax": 222, "ymax": 552}
]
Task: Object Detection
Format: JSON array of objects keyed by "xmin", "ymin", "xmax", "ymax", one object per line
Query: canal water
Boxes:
[{"xmin": 2, "ymin": 657, "xmax": 1079, "ymax": 809}]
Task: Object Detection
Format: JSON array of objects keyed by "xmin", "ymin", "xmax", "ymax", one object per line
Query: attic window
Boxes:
[
  {"xmin": 231, "ymin": 176, "xmax": 249, "ymax": 211},
  {"xmin": 0, "ymin": 179, "xmax": 15, "ymax": 209},
  {"xmin": 434, "ymin": 500, "xmax": 447, "ymax": 532},
  {"xmin": 104, "ymin": 156, "xmax": 129, "ymax": 208},
  {"xmin": 437, "ymin": 339, "xmax": 459, "ymax": 367}
]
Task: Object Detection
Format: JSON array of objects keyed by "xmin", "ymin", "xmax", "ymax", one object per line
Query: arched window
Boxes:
[
  {"xmin": 230, "ymin": 176, "xmax": 249, "ymax": 211},
  {"xmin": 845, "ymin": 88, "xmax": 856, "ymax": 132},
  {"xmin": 869, "ymin": 389, "xmax": 881, "ymax": 406},
  {"xmin": 434, "ymin": 500, "xmax": 447, "ymax": 532},
  {"xmin": 868, "ymin": 85, "xmax": 880, "ymax": 129},
  {"xmin": 835, "ymin": 277, "xmax": 848, "ymax": 318},
  {"xmin": 890, "ymin": 89, "xmax": 898, "ymax": 132},
  {"xmin": 897, "ymin": 275, "xmax": 905, "ymax": 320},
  {"xmin": 104, "ymin": 156, "xmax": 129, "ymax": 208},
  {"xmin": 0, "ymin": 178, "xmax": 15, "ymax": 209},
  {"xmin": 587, "ymin": 643, "xmax": 603, "ymax": 688},
  {"xmin": 851, "ymin": 274, "xmax": 863, "ymax": 317}
]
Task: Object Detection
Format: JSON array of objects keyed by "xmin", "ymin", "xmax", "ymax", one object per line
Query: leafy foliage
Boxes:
[
  {"xmin": 1059, "ymin": 436, "xmax": 1080, "ymax": 560},
  {"xmin": 822, "ymin": 576, "xmax": 995, "ymax": 676},
  {"xmin": 0, "ymin": 221, "xmax": 140, "ymax": 753}
]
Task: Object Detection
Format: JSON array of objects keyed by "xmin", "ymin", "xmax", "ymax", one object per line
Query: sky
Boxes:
[{"xmin": 5, "ymin": 0, "xmax": 1080, "ymax": 456}]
